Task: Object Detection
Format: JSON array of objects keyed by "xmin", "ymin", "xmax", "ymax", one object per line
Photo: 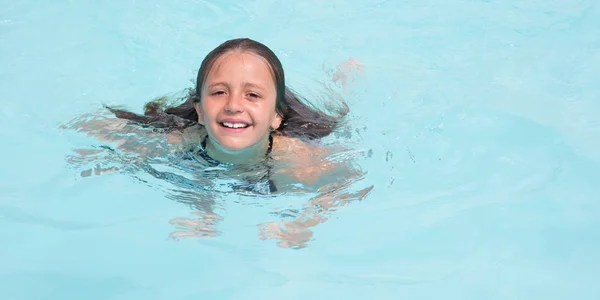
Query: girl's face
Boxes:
[{"xmin": 194, "ymin": 51, "xmax": 282, "ymax": 152}]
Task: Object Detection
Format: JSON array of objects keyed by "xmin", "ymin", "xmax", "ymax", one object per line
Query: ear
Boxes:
[
  {"xmin": 270, "ymin": 114, "xmax": 282, "ymax": 130},
  {"xmin": 193, "ymin": 102, "xmax": 204, "ymax": 125}
]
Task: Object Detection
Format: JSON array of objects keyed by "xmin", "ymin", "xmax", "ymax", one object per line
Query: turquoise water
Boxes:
[{"xmin": 2, "ymin": 0, "xmax": 600, "ymax": 299}]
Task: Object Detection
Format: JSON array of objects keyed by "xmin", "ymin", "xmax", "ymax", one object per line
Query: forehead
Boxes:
[{"xmin": 206, "ymin": 51, "xmax": 274, "ymax": 82}]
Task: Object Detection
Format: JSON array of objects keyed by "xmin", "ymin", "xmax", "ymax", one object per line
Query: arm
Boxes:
[
  {"xmin": 261, "ymin": 139, "xmax": 374, "ymax": 248},
  {"xmin": 259, "ymin": 182, "xmax": 373, "ymax": 249},
  {"xmin": 60, "ymin": 109, "xmax": 184, "ymax": 176},
  {"xmin": 259, "ymin": 57, "xmax": 369, "ymax": 247}
]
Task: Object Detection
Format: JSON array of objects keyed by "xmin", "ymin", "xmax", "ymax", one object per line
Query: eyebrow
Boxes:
[
  {"xmin": 243, "ymin": 82, "xmax": 265, "ymax": 91},
  {"xmin": 206, "ymin": 82, "xmax": 266, "ymax": 91},
  {"xmin": 207, "ymin": 82, "xmax": 228, "ymax": 89}
]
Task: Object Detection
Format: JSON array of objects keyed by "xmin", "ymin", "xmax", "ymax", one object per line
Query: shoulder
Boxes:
[
  {"xmin": 271, "ymin": 134, "xmax": 339, "ymax": 185},
  {"xmin": 271, "ymin": 135, "xmax": 328, "ymax": 162},
  {"xmin": 178, "ymin": 124, "xmax": 207, "ymax": 147}
]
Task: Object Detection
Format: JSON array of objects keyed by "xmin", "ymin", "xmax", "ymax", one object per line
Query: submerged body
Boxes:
[{"xmin": 65, "ymin": 111, "xmax": 370, "ymax": 247}]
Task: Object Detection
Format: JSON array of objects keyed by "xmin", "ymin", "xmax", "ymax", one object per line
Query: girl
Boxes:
[{"xmin": 66, "ymin": 38, "xmax": 372, "ymax": 248}]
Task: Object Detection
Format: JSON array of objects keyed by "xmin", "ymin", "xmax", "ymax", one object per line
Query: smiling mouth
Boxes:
[{"xmin": 221, "ymin": 122, "xmax": 249, "ymax": 129}]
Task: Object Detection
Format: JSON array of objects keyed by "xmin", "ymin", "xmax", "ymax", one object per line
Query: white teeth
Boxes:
[{"xmin": 222, "ymin": 122, "xmax": 248, "ymax": 128}]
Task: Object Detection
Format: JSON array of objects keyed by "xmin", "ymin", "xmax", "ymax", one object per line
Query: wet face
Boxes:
[{"xmin": 194, "ymin": 51, "xmax": 282, "ymax": 152}]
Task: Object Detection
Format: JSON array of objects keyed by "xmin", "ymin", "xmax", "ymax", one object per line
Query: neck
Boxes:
[{"xmin": 205, "ymin": 135, "xmax": 271, "ymax": 165}]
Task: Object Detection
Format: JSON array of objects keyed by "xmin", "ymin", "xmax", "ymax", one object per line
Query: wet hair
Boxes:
[{"xmin": 108, "ymin": 38, "xmax": 349, "ymax": 140}]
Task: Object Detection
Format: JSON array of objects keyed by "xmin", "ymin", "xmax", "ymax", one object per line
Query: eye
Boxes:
[
  {"xmin": 211, "ymin": 91, "xmax": 226, "ymax": 96},
  {"xmin": 247, "ymin": 92, "xmax": 260, "ymax": 99}
]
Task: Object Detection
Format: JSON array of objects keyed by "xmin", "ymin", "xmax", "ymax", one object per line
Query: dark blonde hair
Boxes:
[{"xmin": 108, "ymin": 38, "xmax": 348, "ymax": 140}]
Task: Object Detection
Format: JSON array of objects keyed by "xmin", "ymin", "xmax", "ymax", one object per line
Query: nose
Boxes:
[{"xmin": 224, "ymin": 92, "xmax": 243, "ymax": 114}]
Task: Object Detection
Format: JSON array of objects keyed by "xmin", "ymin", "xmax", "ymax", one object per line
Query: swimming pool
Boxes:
[{"xmin": 1, "ymin": 0, "xmax": 599, "ymax": 299}]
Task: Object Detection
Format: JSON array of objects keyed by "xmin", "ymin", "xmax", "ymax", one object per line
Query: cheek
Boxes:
[
  {"xmin": 201, "ymin": 101, "xmax": 218, "ymax": 118},
  {"xmin": 255, "ymin": 104, "xmax": 278, "ymax": 126}
]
